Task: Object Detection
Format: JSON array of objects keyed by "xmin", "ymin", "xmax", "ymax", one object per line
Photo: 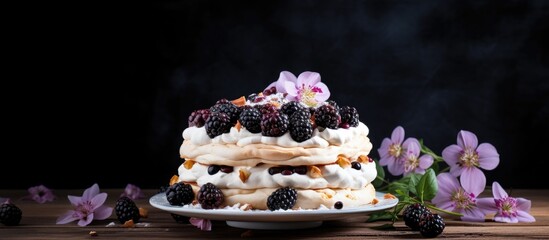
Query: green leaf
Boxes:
[
  {"xmin": 388, "ymin": 181, "xmax": 409, "ymax": 197},
  {"xmin": 372, "ymin": 159, "xmax": 385, "ymax": 188},
  {"xmin": 416, "ymin": 168, "xmax": 438, "ymax": 202},
  {"xmin": 407, "ymin": 173, "xmax": 422, "ymax": 196},
  {"xmin": 430, "ymin": 162, "xmax": 440, "ymax": 175},
  {"xmin": 366, "ymin": 211, "xmax": 394, "ymax": 222}
]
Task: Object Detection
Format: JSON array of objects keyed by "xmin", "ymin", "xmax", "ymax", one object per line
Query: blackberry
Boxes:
[
  {"xmin": 281, "ymin": 101, "xmax": 306, "ymax": 117},
  {"xmin": 315, "ymin": 104, "xmax": 340, "ymax": 129},
  {"xmin": 326, "ymin": 100, "xmax": 340, "ymax": 112},
  {"xmin": 263, "ymin": 86, "xmax": 277, "ymax": 96},
  {"xmin": 403, "ymin": 203, "xmax": 430, "ymax": 231},
  {"xmin": 197, "ymin": 183, "xmax": 224, "ymax": 209},
  {"xmin": 0, "ymin": 203, "xmax": 22, "ymax": 226},
  {"xmin": 289, "ymin": 110, "xmax": 313, "ymax": 142},
  {"xmin": 419, "ymin": 213, "xmax": 445, "ymax": 238},
  {"xmin": 171, "ymin": 213, "xmax": 190, "ymax": 223},
  {"xmin": 210, "ymin": 102, "xmax": 240, "ymax": 125},
  {"xmin": 339, "ymin": 106, "xmax": 359, "ymax": 128},
  {"xmin": 255, "ymin": 103, "xmax": 278, "ymax": 115},
  {"xmin": 267, "ymin": 187, "xmax": 298, "ymax": 211},
  {"xmin": 188, "ymin": 109, "xmax": 211, "ymax": 127},
  {"xmin": 205, "ymin": 112, "xmax": 232, "ymax": 138},
  {"xmin": 215, "ymin": 98, "xmax": 230, "ymax": 105},
  {"xmin": 158, "ymin": 184, "xmax": 169, "ymax": 193},
  {"xmin": 239, "ymin": 108, "xmax": 262, "ymax": 133},
  {"xmin": 261, "ymin": 111, "xmax": 289, "ymax": 137},
  {"xmin": 115, "ymin": 197, "xmax": 141, "ymax": 224},
  {"xmin": 166, "ymin": 182, "xmax": 195, "ymax": 206}
]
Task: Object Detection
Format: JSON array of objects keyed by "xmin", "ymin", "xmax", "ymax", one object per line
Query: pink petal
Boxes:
[
  {"xmin": 419, "ymin": 154, "xmax": 434, "ymax": 169},
  {"xmin": 68, "ymin": 195, "xmax": 82, "ymax": 206},
  {"xmin": 476, "ymin": 197, "xmax": 498, "ymax": 214},
  {"xmin": 387, "ymin": 158, "xmax": 404, "ymax": 176},
  {"xmin": 457, "ymin": 130, "xmax": 478, "ymax": 149},
  {"xmin": 477, "ymin": 143, "xmax": 500, "ymax": 170},
  {"xmin": 413, "ymin": 168, "xmax": 426, "ymax": 175},
  {"xmin": 460, "ymin": 167, "xmax": 486, "ymax": 196},
  {"xmin": 449, "ymin": 164, "xmax": 464, "ymax": 177},
  {"xmin": 461, "ymin": 208, "xmax": 486, "ymax": 222},
  {"xmin": 494, "ymin": 215, "xmax": 514, "ymax": 223},
  {"xmin": 516, "ymin": 210, "xmax": 536, "ymax": 222},
  {"xmin": 190, "ymin": 218, "xmax": 212, "ymax": 231},
  {"xmin": 90, "ymin": 193, "xmax": 108, "ymax": 211},
  {"xmin": 93, "ymin": 206, "xmax": 113, "ymax": 220},
  {"xmin": 296, "ymin": 71, "xmax": 321, "ymax": 87},
  {"xmin": 391, "ymin": 126, "xmax": 405, "ymax": 144},
  {"xmin": 78, "ymin": 213, "xmax": 94, "ymax": 226},
  {"xmin": 378, "ymin": 138, "xmax": 392, "ymax": 159},
  {"xmin": 516, "ymin": 198, "xmax": 532, "ymax": 212},
  {"xmin": 437, "ymin": 173, "xmax": 461, "ymax": 195},
  {"xmin": 442, "ymin": 144, "xmax": 462, "ymax": 168},
  {"xmin": 312, "ymin": 82, "xmax": 330, "ymax": 102},
  {"xmin": 431, "ymin": 195, "xmax": 454, "ymax": 211},
  {"xmin": 403, "ymin": 138, "xmax": 420, "ymax": 156},
  {"xmin": 278, "ymin": 71, "xmax": 297, "ymax": 83},
  {"xmin": 56, "ymin": 211, "xmax": 80, "ymax": 224},
  {"xmin": 492, "ymin": 181, "xmax": 508, "ymax": 199},
  {"xmin": 283, "ymin": 81, "xmax": 298, "ymax": 98},
  {"xmin": 378, "ymin": 156, "xmax": 391, "ymax": 167},
  {"xmin": 82, "ymin": 183, "xmax": 100, "ymax": 201}
]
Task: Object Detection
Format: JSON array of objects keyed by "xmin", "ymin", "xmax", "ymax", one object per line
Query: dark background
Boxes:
[{"xmin": 3, "ymin": 1, "xmax": 548, "ymax": 190}]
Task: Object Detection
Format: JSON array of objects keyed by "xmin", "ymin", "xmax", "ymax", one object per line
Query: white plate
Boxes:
[{"xmin": 149, "ymin": 191, "xmax": 398, "ymax": 229}]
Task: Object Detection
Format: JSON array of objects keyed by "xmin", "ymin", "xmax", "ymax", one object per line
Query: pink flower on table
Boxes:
[
  {"xmin": 120, "ymin": 183, "xmax": 145, "ymax": 200},
  {"xmin": 401, "ymin": 138, "xmax": 434, "ymax": 175},
  {"xmin": 56, "ymin": 183, "xmax": 113, "ymax": 226},
  {"xmin": 377, "ymin": 126, "xmax": 410, "ymax": 176},
  {"xmin": 190, "ymin": 217, "xmax": 212, "ymax": 231},
  {"xmin": 477, "ymin": 182, "xmax": 535, "ymax": 223},
  {"xmin": 24, "ymin": 185, "xmax": 56, "ymax": 203},
  {"xmin": 266, "ymin": 71, "xmax": 330, "ymax": 107},
  {"xmin": 431, "ymin": 173, "xmax": 486, "ymax": 221},
  {"xmin": 442, "ymin": 130, "xmax": 499, "ymax": 192}
]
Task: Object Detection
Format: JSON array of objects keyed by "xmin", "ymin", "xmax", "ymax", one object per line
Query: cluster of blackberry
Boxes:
[
  {"xmin": 188, "ymin": 94, "xmax": 360, "ymax": 142},
  {"xmin": 403, "ymin": 203, "xmax": 445, "ymax": 238}
]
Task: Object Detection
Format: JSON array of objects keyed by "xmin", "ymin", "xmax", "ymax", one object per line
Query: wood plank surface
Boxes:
[{"xmin": 1, "ymin": 189, "xmax": 547, "ymax": 239}]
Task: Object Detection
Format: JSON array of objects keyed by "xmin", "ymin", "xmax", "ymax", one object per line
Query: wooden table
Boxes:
[{"xmin": 1, "ymin": 189, "xmax": 547, "ymax": 239}]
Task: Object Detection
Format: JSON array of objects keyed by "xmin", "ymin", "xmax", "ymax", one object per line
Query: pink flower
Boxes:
[
  {"xmin": 190, "ymin": 218, "xmax": 212, "ymax": 231},
  {"xmin": 24, "ymin": 185, "xmax": 56, "ymax": 203},
  {"xmin": 477, "ymin": 182, "xmax": 535, "ymax": 223},
  {"xmin": 431, "ymin": 173, "xmax": 486, "ymax": 221},
  {"xmin": 402, "ymin": 138, "xmax": 434, "ymax": 175},
  {"xmin": 56, "ymin": 183, "xmax": 113, "ymax": 226},
  {"xmin": 378, "ymin": 126, "xmax": 414, "ymax": 176},
  {"xmin": 442, "ymin": 130, "xmax": 499, "ymax": 192},
  {"xmin": 267, "ymin": 71, "xmax": 330, "ymax": 107},
  {"xmin": 120, "ymin": 183, "xmax": 145, "ymax": 200}
]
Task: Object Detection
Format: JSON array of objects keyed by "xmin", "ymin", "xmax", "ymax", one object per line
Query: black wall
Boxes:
[{"xmin": 3, "ymin": 1, "xmax": 548, "ymax": 190}]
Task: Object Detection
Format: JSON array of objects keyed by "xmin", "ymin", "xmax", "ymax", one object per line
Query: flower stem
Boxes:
[
  {"xmin": 376, "ymin": 176, "xmax": 391, "ymax": 185},
  {"xmin": 424, "ymin": 203, "xmax": 463, "ymax": 217},
  {"xmin": 439, "ymin": 166, "xmax": 450, "ymax": 173}
]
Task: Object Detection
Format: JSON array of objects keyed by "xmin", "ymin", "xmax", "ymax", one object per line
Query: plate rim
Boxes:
[{"xmin": 149, "ymin": 191, "xmax": 398, "ymax": 222}]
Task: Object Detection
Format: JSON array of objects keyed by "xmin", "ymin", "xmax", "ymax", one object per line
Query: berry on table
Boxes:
[
  {"xmin": 115, "ymin": 197, "xmax": 141, "ymax": 224},
  {"xmin": 403, "ymin": 203, "xmax": 430, "ymax": 231},
  {"xmin": 0, "ymin": 203, "xmax": 22, "ymax": 226},
  {"xmin": 419, "ymin": 213, "xmax": 445, "ymax": 238}
]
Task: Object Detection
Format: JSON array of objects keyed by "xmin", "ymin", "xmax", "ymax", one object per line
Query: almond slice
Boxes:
[
  {"xmin": 235, "ymin": 120, "xmax": 242, "ymax": 132},
  {"xmin": 139, "ymin": 207, "xmax": 148, "ymax": 218},
  {"xmin": 231, "ymin": 96, "xmax": 246, "ymax": 106},
  {"xmin": 308, "ymin": 166, "xmax": 323, "ymax": 178},
  {"xmin": 239, "ymin": 169, "xmax": 251, "ymax": 183},
  {"xmin": 184, "ymin": 160, "xmax": 195, "ymax": 170},
  {"xmin": 122, "ymin": 219, "xmax": 135, "ymax": 228},
  {"xmin": 372, "ymin": 198, "xmax": 380, "ymax": 204},
  {"xmin": 336, "ymin": 155, "xmax": 351, "ymax": 168},
  {"xmin": 357, "ymin": 155, "xmax": 369, "ymax": 163},
  {"xmin": 239, "ymin": 203, "xmax": 253, "ymax": 211},
  {"xmin": 383, "ymin": 193, "xmax": 397, "ymax": 199},
  {"xmin": 169, "ymin": 175, "xmax": 179, "ymax": 186}
]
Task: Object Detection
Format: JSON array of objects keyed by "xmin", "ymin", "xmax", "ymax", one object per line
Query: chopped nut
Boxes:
[
  {"xmin": 239, "ymin": 169, "xmax": 251, "ymax": 182},
  {"xmin": 184, "ymin": 160, "xmax": 195, "ymax": 170},
  {"xmin": 320, "ymin": 192, "xmax": 333, "ymax": 199},
  {"xmin": 122, "ymin": 219, "xmax": 135, "ymax": 228},
  {"xmin": 235, "ymin": 120, "xmax": 242, "ymax": 132},
  {"xmin": 308, "ymin": 166, "xmax": 323, "ymax": 178},
  {"xmin": 169, "ymin": 175, "xmax": 179, "ymax": 186},
  {"xmin": 345, "ymin": 193, "xmax": 357, "ymax": 200},
  {"xmin": 89, "ymin": 231, "xmax": 98, "ymax": 237},
  {"xmin": 239, "ymin": 203, "xmax": 253, "ymax": 211},
  {"xmin": 336, "ymin": 155, "xmax": 351, "ymax": 168},
  {"xmin": 357, "ymin": 155, "xmax": 369, "ymax": 163},
  {"xmin": 231, "ymin": 96, "xmax": 246, "ymax": 106},
  {"xmin": 372, "ymin": 198, "xmax": 379, "ymax": 204},
  {"xmin": 383, "ymin": 193, "xmax": 397, "ymax": 199},
  {"xmin": 139, "ymin": 207, "xmax": 148, "ymax": 218}
]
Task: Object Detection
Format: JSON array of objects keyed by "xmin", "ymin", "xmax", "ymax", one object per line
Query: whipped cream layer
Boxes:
[
  {"xmin": 180, "ymin": 122, "xmax": 373, "ymax": 166},
  {"xmin": 177, "ymin": 160, "xmax": 377, "ymax": 190}
]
